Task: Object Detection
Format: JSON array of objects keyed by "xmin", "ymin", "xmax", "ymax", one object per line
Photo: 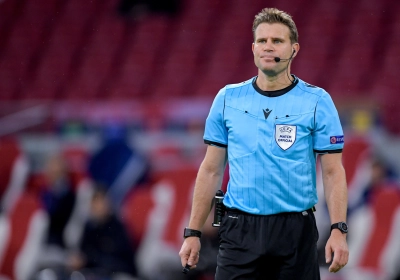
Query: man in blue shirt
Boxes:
[{"xmin": 179, "ymin": 8, "xmax": 349, "ymax": 280}]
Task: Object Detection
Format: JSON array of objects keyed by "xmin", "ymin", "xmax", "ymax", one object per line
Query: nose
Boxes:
[{"xmin": 263, "ymin": 39, "xmax": 274, "ymax": 52}]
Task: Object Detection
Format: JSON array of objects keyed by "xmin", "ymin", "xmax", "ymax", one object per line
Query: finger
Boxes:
[
  {"xmin": 329, "ymin": 260, "xmax": 341, "ymax": 273},
  {"xmin": 179, "ymin": 248, "xmax": 190, "ymax": 267},
  {"xmin": 329, "ymin": 263, "xmax": 338, "ymax": 273},
  {"xmin": 180, "ymin": 256, "xmax": 188, "ymax": 267},
  {"xmin": 187, "ymin": 250, "xmax": 200, "ymax": 266},
  {"xmin": 343, "ymin": 250, "xmax": 349, "ymax": 266},
  {"xmin": 329, "ymin": 251, "xmax": 342, "ymax": 273},
  {"xmin": 342, "ymin": 247, "xmax": 349, "ymax": 263},
  {"xmin": 334, "ymin": 250, "xmax": 349, "ymax": 272},
  {"xmin": 325, "ymin": 244, "xmax": 332, "ymax": 264}
]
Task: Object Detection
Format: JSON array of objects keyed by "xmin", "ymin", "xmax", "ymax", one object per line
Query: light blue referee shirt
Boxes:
[{"xmin": 204, "ymin": 76, "xmax": 344, "ymax": 215}]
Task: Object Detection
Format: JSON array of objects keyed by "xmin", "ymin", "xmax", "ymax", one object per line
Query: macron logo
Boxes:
[{"xmin": 263, "ymin": 108, "xmax": 272, "ymax": 120}]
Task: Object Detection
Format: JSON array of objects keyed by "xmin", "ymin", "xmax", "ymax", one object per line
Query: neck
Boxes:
[{"xmin": 256, "ymin": 68, "xmax": 293, "ymax": 91}]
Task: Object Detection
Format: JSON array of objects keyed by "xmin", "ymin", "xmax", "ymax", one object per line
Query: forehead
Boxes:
[{"xmin": 254, "ymin": 22, "xmax": 291, "ymax": 39}]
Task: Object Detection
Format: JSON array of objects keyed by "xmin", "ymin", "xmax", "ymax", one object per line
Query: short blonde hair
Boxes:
[{"xmin": 252, "ymin": 8, "xmax": 298, "ymax": 43}]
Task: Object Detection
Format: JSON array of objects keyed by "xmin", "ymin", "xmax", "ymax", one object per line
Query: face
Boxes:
[
  {"xmin": 45, "ymin": 155, "xmax": 67, "ymax": 185},
  {"xmin": 252, "ymin": 23, "xmax": 298, "ymax": 77},
  {"xmin": 90, "ymin": 193, "xmax": 111, "ymax": 221}
]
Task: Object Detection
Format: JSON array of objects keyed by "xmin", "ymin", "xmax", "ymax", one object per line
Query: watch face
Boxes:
[{"xmin": 340, "ymin": 222, "xmax": 348, "ymax": 232}]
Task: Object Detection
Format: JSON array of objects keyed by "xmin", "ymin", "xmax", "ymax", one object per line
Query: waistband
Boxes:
[{"xmin": 226, "ymin": 206, "xmax": 316, "ymax": 217}]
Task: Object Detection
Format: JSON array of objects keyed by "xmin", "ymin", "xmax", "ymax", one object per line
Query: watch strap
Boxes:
[
  {"xmin": 331, "ymin": 222, "xmax": 348, "ymax": 234},
  {"xmin": 183, "ymin": 228, "xmax": 202, "ymax": 239}
]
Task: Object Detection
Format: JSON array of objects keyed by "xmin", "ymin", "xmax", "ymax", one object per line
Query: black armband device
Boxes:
[{"xmin": 212, "ymin": 190, "xmax": 225, "ymax": 227}]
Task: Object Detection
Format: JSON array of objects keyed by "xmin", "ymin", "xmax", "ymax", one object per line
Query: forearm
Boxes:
[
  {"xmin": 321, "ymin": 154, "xmax": 349, "ymax": 272},
  {"xmin": 323, "ymin": 164, "xmax": 348, "ymax": 223},
  {"xmin": 188, "ymin": 162, "xmax": 225, "ymax": 230}
]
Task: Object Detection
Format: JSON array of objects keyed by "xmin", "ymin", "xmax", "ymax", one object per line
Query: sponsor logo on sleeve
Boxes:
[{"xmin": 330, "ymin": 135, "xmax": 344, "ymax": 144}]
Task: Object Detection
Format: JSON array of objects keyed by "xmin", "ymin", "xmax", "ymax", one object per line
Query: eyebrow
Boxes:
[{"xmin": 256, "ymin": 36, "xmax": 286, "ymax": 41}]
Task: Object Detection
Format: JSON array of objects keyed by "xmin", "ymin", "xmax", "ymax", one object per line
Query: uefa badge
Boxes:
[{"xmin": 275, "ymin": 125, "xmax": 296, "ymax": 150}]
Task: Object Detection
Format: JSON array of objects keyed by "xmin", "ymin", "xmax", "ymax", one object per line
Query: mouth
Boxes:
[{"xmin": 260, "ymin": 56, "xmax": 276, "ymax": 62}]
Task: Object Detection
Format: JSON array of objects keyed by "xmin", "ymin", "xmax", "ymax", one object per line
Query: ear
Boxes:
[
  {"xmin": 252, "ymin": 42, "xmax": 255, "ymax": 53},
  {"xmin": 292, "ymin": 43, "xmax": 300, "ymax": 57}
]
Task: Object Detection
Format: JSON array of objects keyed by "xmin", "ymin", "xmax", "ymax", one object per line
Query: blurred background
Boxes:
[{"xmin": 0, "ymin": 0, "xmax": 400, "ymax": 279}]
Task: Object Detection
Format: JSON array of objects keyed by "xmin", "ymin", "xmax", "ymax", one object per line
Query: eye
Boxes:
[
  {"xmin": 258, "ymin": 39, "xmax": 266, "ymax": 44},
  {"xmin": 273, "ymin": 39, "xmax": 282, "ymax": 44}
]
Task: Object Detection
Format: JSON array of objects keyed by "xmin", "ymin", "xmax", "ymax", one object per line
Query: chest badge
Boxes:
[{"xmin": 275, "ymin": 125, "xmax": 297, "ymax": 150}]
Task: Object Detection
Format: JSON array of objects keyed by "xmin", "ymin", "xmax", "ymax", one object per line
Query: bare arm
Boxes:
[
  {"xmin": 179, "ymin": 145, "xmax": 227, "ymax": 268},
  {"xmin": 320, "ymin": 152, "xmax": 349, "ymax": 273},
  {"xmin": 189, "ymin": 145, "xmax": 228, "ymax": 230},
  {"xmin": 321, "ymin": 153, "xmax": 348, "ymax": 224}
]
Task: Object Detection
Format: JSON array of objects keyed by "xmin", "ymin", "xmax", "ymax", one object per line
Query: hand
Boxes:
[
  {"xmin": 325, "ymin": 230, "xmax": 349, "ymax": 272},
  {"xmin": 179, "ymin": 237, "xmax": 201, "ymax": 270},
  {"xmin": 66, "ymin": 251, "xmax": 86, "ymax": 271}
]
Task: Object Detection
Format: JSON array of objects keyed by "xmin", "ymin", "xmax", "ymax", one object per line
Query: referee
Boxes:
[{"xmin": 179, "ymin": 7, "xmax": 349, "ymax": 280}]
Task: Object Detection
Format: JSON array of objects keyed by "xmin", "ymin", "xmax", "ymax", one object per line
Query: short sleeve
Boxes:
[
  {"xmin": 203, "ymin": 88, "xmax": 228, "ymax": 148},
  {"xmin": 313, "ymin": 93, "xmax": 344, "ymax": 153}
]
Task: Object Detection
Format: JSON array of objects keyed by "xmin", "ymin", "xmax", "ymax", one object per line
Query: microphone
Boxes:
[{"xmin": 274, "ymin": 49, "xmax": 295, "ymax": 63}]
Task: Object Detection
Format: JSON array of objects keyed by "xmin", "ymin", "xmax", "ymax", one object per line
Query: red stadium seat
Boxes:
[
  {"xmin": 0, "ymin": 18, "xmax": 44, "ymax": 99},
  {"xmin": 108, "ymin": 15, "xmax": 171, "ymax": 99},
  {"xmin": 346, "ymin": 187, "xmax": 400, "ymax": 280},
  {"xmin": 0, "ymin": 138, "xmax": 30, "ymax": 213},
  {"xmin": 0, "ymin": 193, "xmax": 48, "ymax": 280},
  {"xmin": 0, "ymin": 0, "xmax": 398, "ymax": 108},
  {"xmin": 121, "ymin": 167, "xmax": 198, "ymax": 278},
  {"xmin": 0, "ymin": 0, "xmax": 20, "ymax": 43},
  {"xmin": 342, "ymin": 135, "xmax": 372, "ymax": 190},
  {"xmin": 292, "ymin": 0, "xmax": 342, "ymax": 85}
]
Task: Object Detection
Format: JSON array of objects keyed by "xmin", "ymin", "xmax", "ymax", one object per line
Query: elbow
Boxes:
[
  {"xmin": 200, "ymin": 162, "xmax": 225, "ymax": 178},
  {"xmin": 325, "ymin": 164, "xmax": 345, "ymax": 178}
]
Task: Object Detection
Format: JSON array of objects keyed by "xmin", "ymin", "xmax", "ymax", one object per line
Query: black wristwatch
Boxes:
[
  {"xmin": 331, "ymin": 222, "xmax": 348, "ymax": 234},
  {"xmin": 183, "ymin": 228, "xmax": 202, "ymax": 239}
]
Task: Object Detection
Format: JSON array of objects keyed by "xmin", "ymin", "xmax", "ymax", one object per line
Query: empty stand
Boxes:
[
  {"xmin": 0, "ymin": 0, "xmax": 398, "ymax": 102},
  {"xmin": 293, "ymin": 1, "xmax": 343, "ymax": 85},
  {"xmin": 150, "ymin": 10, "xmax": 213, "ymax": 98},
  {"xmin": 0, "ymin": 0, "xmax": 400, "ymax": 137},
  {"xmin": 326, "ymin": 0, "xmax": 385, "ymax": 97},
  {"xmin": 22, "ymin": 0, "xmax": 93, "ymax": 100},
  {"xmin": 24, "ymin": 54, "xmax": 71, "ymax": 100},
  {"xmin": 15, "ymin": 0, "xmax": 62, "ymax": 97},
  {"xmin": 0, "ymin": 18, "xmax": 44, "ymax": 99},
  {"xmin": 108, "ymin": 15, "xmax": 172, "ymax": 99},
  {"xmin": 57, "ymin": 0, "xmax": 99, "ymax": 30},
  {"xmin": 0, "ymin": 0, "xmax": 21, "ymax": 53},
  {"xmin": 61, "ymin": 0, "xmax": 125, "ymax": 99}
]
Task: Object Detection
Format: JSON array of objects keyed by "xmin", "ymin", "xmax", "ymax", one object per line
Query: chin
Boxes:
[{"xmin": 260, "ymin": 69, "xmax": 278, "ymax": 77}]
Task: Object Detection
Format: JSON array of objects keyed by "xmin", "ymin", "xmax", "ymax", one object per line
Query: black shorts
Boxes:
[{"xmin": 215, "ymin": 208, "xmax": 320, "ymax": 280}]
